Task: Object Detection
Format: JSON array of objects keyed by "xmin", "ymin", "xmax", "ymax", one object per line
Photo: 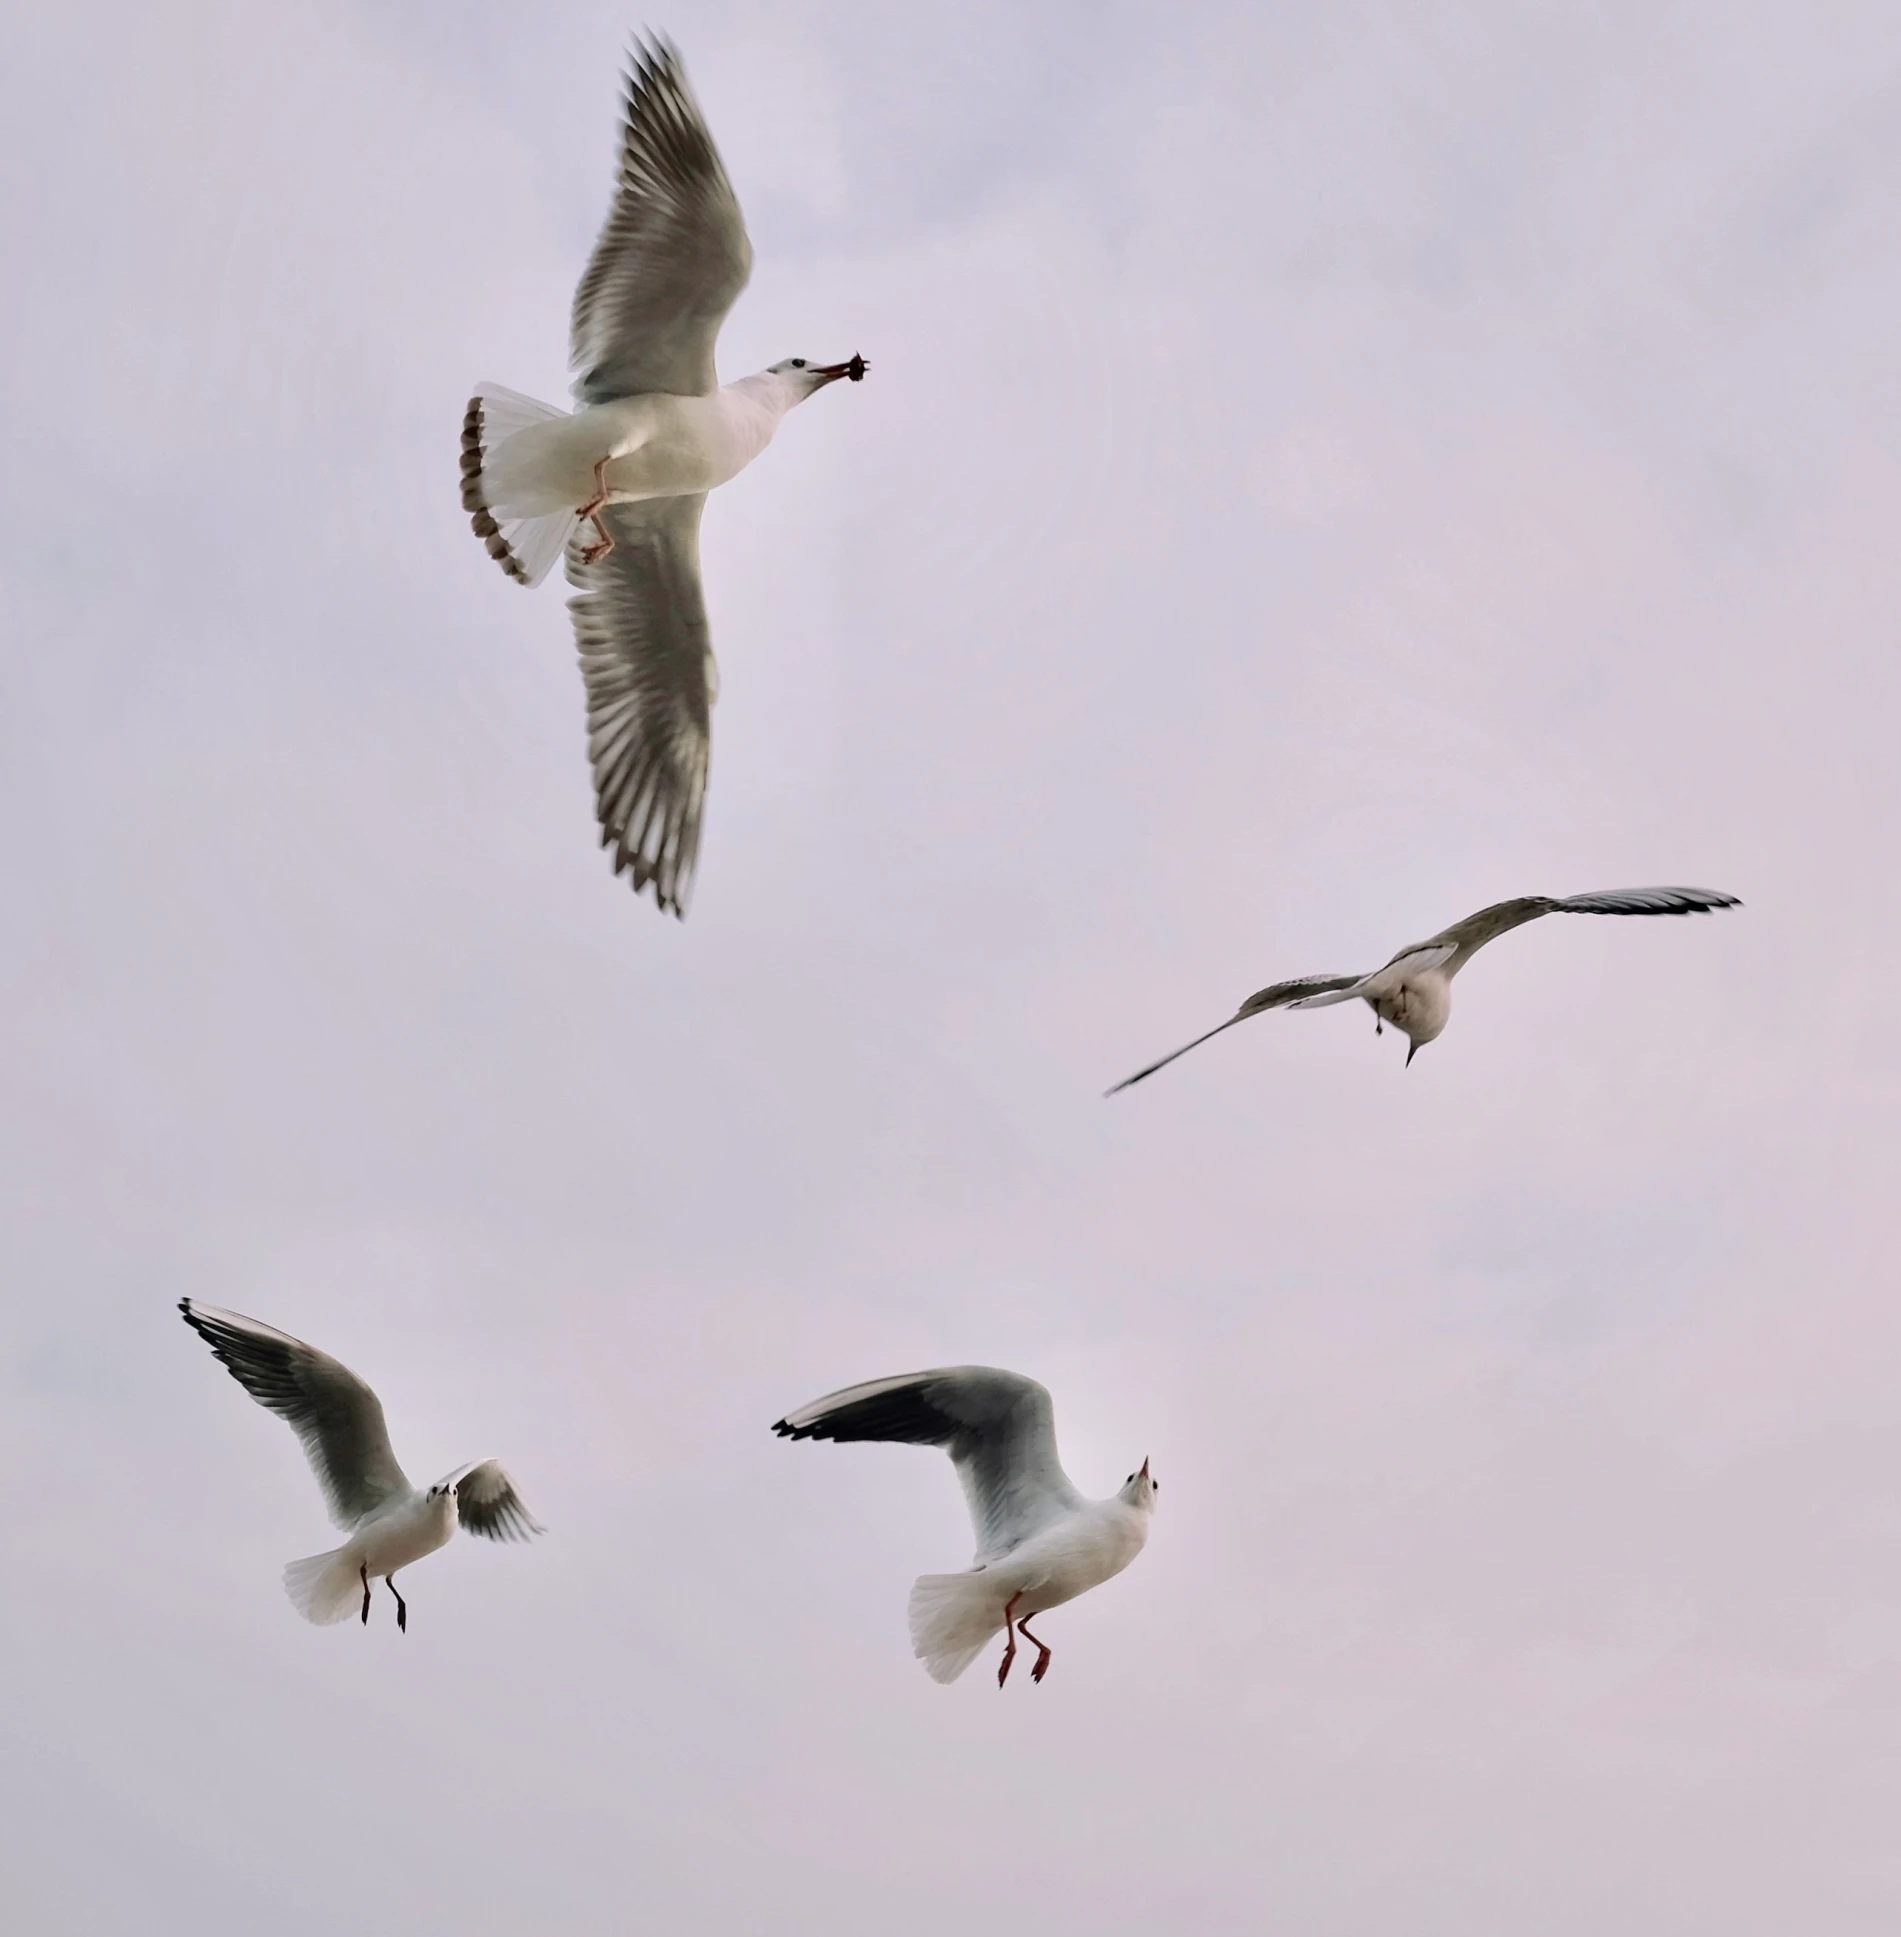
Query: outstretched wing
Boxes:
[
  {"xmin": 1401, "ymin": 885, "xmax": 1742, "ymax": 976},
  {"xmin": 571, "ymin": 37, "xmax": 753, "ymax": 403},
  {"xmin": 775, "ymin": 1367, "xmax": 1085, "ymax": 1564},
  {"xmin": 179, "ymin": 1300, "xmax": 409, "ymax": 1528},
  {"xmin": 567, "ymin": 496, "xmax": 716, "ymax": 915},
  {"xmin": 446, "ymin": 1460, "xmax": 544, "ymax": 1544},
  {"xmin": 1106, "ymin": 973, "xmax": 1361, "ymax": 1094}
]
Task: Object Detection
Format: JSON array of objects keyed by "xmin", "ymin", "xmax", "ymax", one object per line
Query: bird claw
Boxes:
[{"xmin": 578, "ymin": 538, "xmax": 613, "ymax": 566}]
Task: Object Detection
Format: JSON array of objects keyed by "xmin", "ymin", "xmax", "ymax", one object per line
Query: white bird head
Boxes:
[
  {"xmin": 1119, "ymin": 1457, "xmax": 1159, "ymax": 1511},
  {"xmin": 765, "ymin": 353, "xmax": 869, "ymax": 399}
]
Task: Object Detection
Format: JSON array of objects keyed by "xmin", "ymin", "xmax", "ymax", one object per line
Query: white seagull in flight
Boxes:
[
  {"xmin": 1108, "ymin": 884, "xmax": 1742, "ymax": 1090},
  {"xmin": 775, "ymin": 1367, "xmax": 1158, "ymax": 1687},
  {"xmin": 462, "ymin": 36, "xmax": 867, "ymax": 915},
  {"xmin": 179, "ymin": 1300, "xmax": 541, "ymax": 1630}
]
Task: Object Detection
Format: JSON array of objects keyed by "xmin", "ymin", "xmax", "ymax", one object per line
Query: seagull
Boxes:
[
  {"xmin": 774, "ymin": 1367, "xmax": 1158, "ymax": 1687},
  {"xmin": 461, "ymin": 36, "xmax": 868, "ymax": 916},
  {"xmin": 1108, "ymin": 884, "xmax": 1742, "ymax": 1090},
  {"xmin": 179, "ymin": 1300, "xmax": 541, "ymax": 1630}
]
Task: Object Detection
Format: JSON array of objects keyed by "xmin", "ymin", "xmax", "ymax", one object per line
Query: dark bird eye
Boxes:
[{"xmin": 791, "ymin": 358, "xmax": 806, "ymax": 368}]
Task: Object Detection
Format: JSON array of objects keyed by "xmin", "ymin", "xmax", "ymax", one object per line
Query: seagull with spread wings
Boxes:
[
  {"xmin": 179, "ymin": 1300, "xmax": 541, "ymax": 1630},
  {"xmin": 462, "ymin": 36, "xmax": 868, "ymax": 915},
  {"xmin": 775, "ymin": 1367, "xmax": 1158, "ymax": 1687},
  {"xmin": 1108, "ymin": 885, "xmax": 1742, "ymax": 1090}
]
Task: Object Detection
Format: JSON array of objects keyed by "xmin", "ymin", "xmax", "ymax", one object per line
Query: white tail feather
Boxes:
[
  {"xmin": 461, "ymin": 384, "xmax": 578, "ymax": 589},
  {"xmin": 471, "ymin": 381, "xmax": 569, "ymax": 445},
  {"xmin": 283, "ymin": 1547, "xmax": 362, "ymax": 1626},
  {"xmin": 909, "ymin": 1572, "xmax": 1007, "ymax": 1684}
]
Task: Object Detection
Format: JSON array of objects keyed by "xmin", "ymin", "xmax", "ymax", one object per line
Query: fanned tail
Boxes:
[
  {"xmin": 908, "ymin": 1572, "xmax": 1007, "ymax": 1685},
  {"xmin": 461, "ymin": 384, "xmax": 579, "ymax": 588},
  {"xmin": 283, "ymin": 1547, "xmax": 362, "ymax": 1626}
]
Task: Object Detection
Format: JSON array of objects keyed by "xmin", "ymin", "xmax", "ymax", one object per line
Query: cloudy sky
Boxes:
[{"xmin": 5, "ymin": 1, "xmax": 1901, "ymax": 1929}]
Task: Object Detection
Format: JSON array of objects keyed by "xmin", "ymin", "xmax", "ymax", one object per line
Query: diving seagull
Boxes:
[
  {"xmin": 462, "ymin": 36, "xmax": 868, "ymax": 915},
  {"xmin": 774, "ymin": 1367, "xmax": 1158, "ymax": 1687},
  {"xmin": 179, "ymin": 1300, "xmax": 541, "ymax": 1630},
  {"xmin": 1108, "ymin": 885, "xmax": 1742, "ymax": 1090}
]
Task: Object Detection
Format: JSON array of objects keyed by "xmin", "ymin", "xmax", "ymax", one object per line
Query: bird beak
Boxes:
[
  {"xmin": 1138, "ymin": 1457, "xmax": 1150, "ymax": 1479},
  {"xmin": 812, "ymin": 354, "xmax": 869, "ymax": 385},
  {"xmin": 1405, "ymin": 1041, "xmax": 1419, "ymax": 1068}
]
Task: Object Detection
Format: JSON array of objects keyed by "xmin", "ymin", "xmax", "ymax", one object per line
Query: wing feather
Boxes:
[
  {"xmin": 447, "ymin": 1460, "xmax": 544, "ymax": 1544},
  {"xmin": 1399, "ymin": 886, "xmax": 1742, "ymax": 975},
  {"xmin": 775, "ymin": 1368, "xmax": 1084, "ymax": 1563},
  {"xmin": 1553, "ymin": 886, "xmax": 1741, "ymax": 918},
  {"xmin": 1105, "ymin": 973, "xmax": 1361, "ymax": 1093},
  {"xmin": 179, "ymin": 1300, "xmax": 409, "ymax": 1528},
  {"xmin": 567, "ymin": 497, "xmax": 715, "ymax": 915},
  {"xmin": 571, "ymin": 38, "xmax": 752, "ymax": 403}
]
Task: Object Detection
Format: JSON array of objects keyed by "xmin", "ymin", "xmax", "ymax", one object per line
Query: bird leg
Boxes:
[
  {"xmin": 386, "ymin": 1574, "xmax": 408, "ymax": 1634},
  {"xmin": 359, "ymin": 1563, "xmax": 372, "ymax": 1626},
  {"xmin": 576, "ymin": 458, "xmax": 615, "ymax": 565},
  {"xmin": 997, "ymin": 1591, "xmax": 1023, "ymax": 1688},
  {"xmin": 1017, "ymin": 1610, "xmax": 1054, "ymax": 1684}
]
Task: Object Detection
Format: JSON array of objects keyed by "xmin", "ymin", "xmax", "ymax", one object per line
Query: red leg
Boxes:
[
  {"xmin": 997, "ymin": 1591, "xmax": 1022, "ymax": 1688},
  {"xmin": 359, "ymin": 1563, "xmax": 372, "ymax": 1626},
  {"xmin": 385, "ymin": 1574, "xmax": 407, "ymax": 1634},
  {"xmin": 1017, "ymin": 1611, "xmax": 1053, "ymax": 1684},
  {"xmin": 577, "ymin": 458, "xmax": 616, "ymax": 565}
]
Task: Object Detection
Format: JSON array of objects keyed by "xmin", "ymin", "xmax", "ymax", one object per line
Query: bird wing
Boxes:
[
  {"xmin": 570, "ymin": 38, "xmax": 753, "ymax": 404},
  {"xmin": 179, "ymin": 1300, "xmax": 410, "ymax": 1529},
  {"xmin": 1105, "ymin": 973, "xmax": 1361, "ymax": 1093},
  {"xmin": 567, "ymin": 495, "xmax": 715, "ymax": 915},
  {"xmin": 774, "ymin": 1367, "xmax": 1086, "ymax": 1564},
  {"xmin": 1390, "ymin": 897, "xmax": 1559, "ymax": 975},
  {"xmin": 1397, "ymin": 885, "xmax": 1742, "ymax": 976},
  {"xmin": 444, "ymin": 1459, "xmax": 544, "ymax": 1544}
]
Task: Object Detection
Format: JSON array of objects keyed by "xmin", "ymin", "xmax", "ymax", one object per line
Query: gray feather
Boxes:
[{"xmin": 774, "ymin": 1367, "xmax": 1085, "ymax": 1564}]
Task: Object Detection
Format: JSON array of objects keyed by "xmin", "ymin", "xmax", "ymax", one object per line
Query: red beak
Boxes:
[
  {"xmin": 1138, "ymin": 1457, "xmax": 1150, "ymax": 1479},
  {"xmin": 813, "ymin": 353, "xmax": 869, "ymax": 384}
]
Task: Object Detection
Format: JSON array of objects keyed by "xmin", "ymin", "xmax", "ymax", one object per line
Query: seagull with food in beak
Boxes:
[{"xmin": 461, "ymin": 36, "xmax": 869, "ymax": 914}]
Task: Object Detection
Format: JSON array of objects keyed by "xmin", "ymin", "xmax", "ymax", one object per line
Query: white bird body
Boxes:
[
  {"xmin": 776, "ymin": 1366, "xmax": 1158, "ymax": 1686},
  {"xmin": 932, "ymin": 1493, "xmax": 1152, "ymax": 1630},
  {"xmin": 338, "ymin": 1489, "xmax": 458, "ymax": 1586},
  {"xmin": 179, "ymin": 1300, "xmax": 542, "ymax": 1630},
  {"xmin": 480, "ymin": 375, "xmax": 802, "ymax": 522},
  {"xmin": 1352, "ymin": 951, "xmax": 1455, "ymax": 1048}
]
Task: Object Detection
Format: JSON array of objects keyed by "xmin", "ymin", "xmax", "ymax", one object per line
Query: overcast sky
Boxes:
[{"xmin": 4, "ymin": 1, "xmax": 1901, "ymax": 1930}]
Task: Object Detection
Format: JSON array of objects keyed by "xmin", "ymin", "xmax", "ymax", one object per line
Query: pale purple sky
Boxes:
[{"xmin": 4, "ymin": 1, "xmax": 1901, "ymax": 1930}]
